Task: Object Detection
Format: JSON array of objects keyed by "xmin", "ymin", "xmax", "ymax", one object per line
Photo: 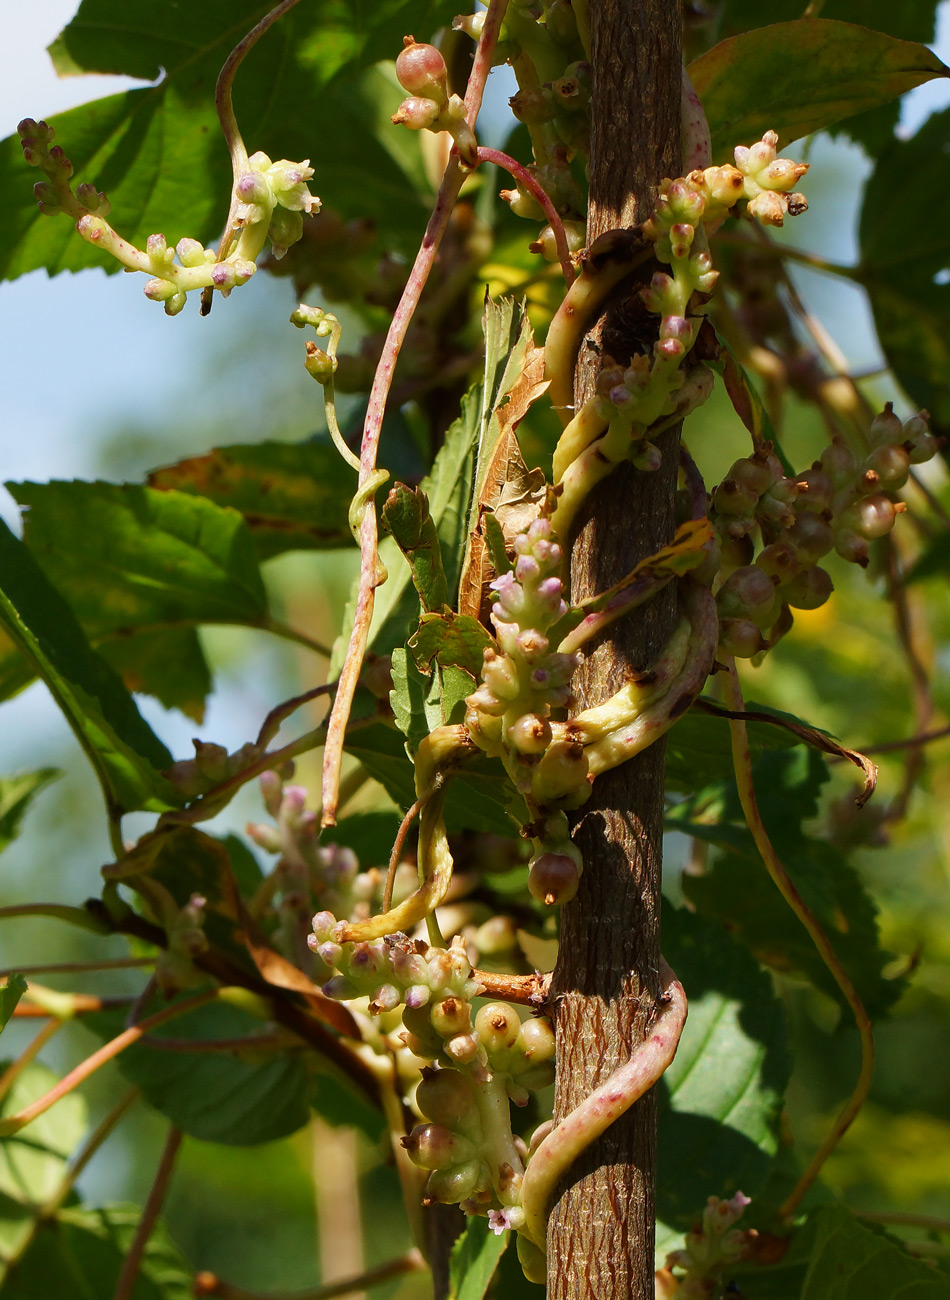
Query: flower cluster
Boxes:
[
  {"xmin": 657, "ymin": 1192, "xmax": 756, "ymax": 1298},
  {"xmin": 391, "ymin": 38, "xmax": 477, "ymax": 165},
  {"xmin": 711, "ymin": 405, "xmax": 939, "ymax": 657},
  {"xmin": 18, "ymin": 119, "xmax": 319, "ymax": 314}
]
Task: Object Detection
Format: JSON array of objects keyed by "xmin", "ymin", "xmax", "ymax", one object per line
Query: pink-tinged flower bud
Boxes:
[
  {"xmin": 868, "ymin": 403, "xmax": 902, "ymax": 448},
  {"xmin": 475, "ymin": 1002, "xmax": 522, "ymax": 1055},
  {"xmin": 528, "ymin": 852, "xmax": 580, "ymax": 906},
  {"xmin": 322, "ymin": 975, "xmax": 359, "ymax": 1000},
  {"xmin": 403, "ymin": 1007, "xmax": 444, "ymax": 1059},
  {"xmin": 833, "ymin": 529, "xmax": 869, "ymax": 567},
  {"xmin": 717, "ymin": 565, "xmax": 779, "ymax": 625},
  {"xmin": 794, "ymin": 467, "xmax": 834, "ymax": 513},
  {"xmin": 760, "ymin": 158, "xmax": 809, "ymax": 192},
  {"xmin": 392, "ymin": 95, "xmax": 441, "ymax": 130},
  {"xmin": 431, "ymin": 996, "xmax": 473, "ymax": 1038},
  {"xmin": 403, "ymin": 1122, "xmax": 474, "ymax": 1170},
  {"xmin": 864, "ymin": 443, "xmax": 910, "ymax": 490},
  {"xmin": 516, "ymin": 629, "xmax": 549, "ymax": 660},
  {"xmin": 786, "ymin": 513, "xmax": 834, "ymax": 564},
  {"xmin": 369, "ymin": 983, "xmax": 401, "ymax": 1014},
  {"xmin": 517, "ymin": 1016, "xmax": 556, "ymax": 1064},
  {"xmin": 404, "ymin": 983, "xmax": 431, "ymax": 1010},
  {"xmin": 755, "ymin": 541, "xmax": 801, "ymax": 584},
  {"xmin": 444, "ymin": 1032, "xmax": 480, "ymax": 1064},
  {"xmin": 853, "ymin": 494, "xmax": 897, "ymax": 540},
  {"xmin": 655, "ymin": 337, "xmax": 685, "ymax": 362},
  {"xmin": 660, "ymin": 315, "xmax": 694, "ymax": 343},
  {"xmin": 143, "ymin": 277, "xmax": 178, "ymax": 303},
  {"xmin": 311, "ymin": 910, "xmax": 337, "ymax": 942},
  {"xmin": 416, "ymin": 1067, "xmax": 476, "ymax": 1124},
  {"xmin": 32, "ymin": 181, "xmax": 60, "ymax": 214},
  {"xmin": 396, "ymin": 38, "xmax": 448, "ymax": 97},
  {"xmin": 75, "ymin": 181, "xmax": 110, "ymax": 214},
  {"xmin": 426, "ymin": 1159, "xmax": 486, "ymax": 1204},
  {"xmin": 236, "ymin": 171, "xmax": 271, "ymax": 206},
  {"xmin": 508, "ymin": 712, "xmax": 553, "ymax": 754},
  {"xmin": 747, "ymin": 190, "xmax": 787, "ymax": 226},
  {"xmin": 781, "ymin": 566, "xmax": 833, "ymax": 610},
  {"xmin": 718, "ymin": 618, "xmax": 764, "ymax": 659}
]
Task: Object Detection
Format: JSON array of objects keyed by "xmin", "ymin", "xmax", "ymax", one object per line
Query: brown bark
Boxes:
[{"xmin": 548, "ymin": 3, "xmax": 682, "ymax": 1298}]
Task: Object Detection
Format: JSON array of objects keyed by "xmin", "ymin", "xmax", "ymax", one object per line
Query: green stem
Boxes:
[
  {"xmin": 0, "ymin": 957, "xmax": 154, "ymax": 980},
  {"xmin": 0, "ymin": 903, "xmax": 109, "ymax": 933},
  {"xmin": 722, "ymin": 660, "xmax": 874, "ymax": 1219},
  {"xmin": 261, "ymin": 618, "xmax": 334, "ymax": 658}
]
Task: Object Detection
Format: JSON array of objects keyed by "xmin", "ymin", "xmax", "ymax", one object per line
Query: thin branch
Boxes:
[
  {"xmin": 112, "ymin": 1125, "xmax": 184, "ymax": 1300},
  {"xmin": 44, "ymin": 1087, "xmax": 140, "ymax": 1217},
  {"xmin": 0, "ymin": 989, "xmax": 219, "ymax": 1136},
  {"xmin": 320, "ymin": 0, "xmax": 510, "ymax": 827},
  {"xmin": 0, "ymin": 957, "xmax": 154, "ymax": 980},
  {"xmin": 262, "ymin": 618, "xmax": 334, "ymax": 659},
  {"xmin": 722, "ymin": 661, "xmax": 874, "ymax": 1220},
  {"xmin": 883, "ymin": 534, "xmax": 934, "ymax": 822},
  {"xmin": 382, "ymin": 792, "xmax": 428, "ymax": 911},
  {"xmin": 856, "ymin": 723, "xmax": 950, "ymax": 756},
  {"xmin": 475, "ymin": 145, "xmax": 575, "ymax": 284},
  {"xmin": 0, "ymin": 902, "xmax": 109, "ymax": 932},
  {"xmin": 193, "ymin": 1251, "xmax": 427, "ymax": 1299},
  {"xmin": 0, "ymin": 1019, "xmax": 63, "ymax": 1104},
  {"xmin": 471, "ymin": 969, "xmax": 551, "ymax": 1008},
  {"xmin": 859, "ymin": 1211, "xmax": 950, "ymax": 1234}
]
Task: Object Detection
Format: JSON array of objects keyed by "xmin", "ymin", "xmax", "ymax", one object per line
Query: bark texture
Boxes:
[{"xmin": 548, "ymin": 3, "xmax": 682, "ymax": 1297}]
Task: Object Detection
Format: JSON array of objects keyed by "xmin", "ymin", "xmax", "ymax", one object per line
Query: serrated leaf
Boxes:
[
  {"xmin": 1, "ymin": 1, "xmax": 458, "ymax": 283},
  {"xmin": 148, "ymin": 439, "xmax": 357, "ymax": 560},
  {"xmin": 0, "ymin": 517, "xmax": 178, "ymax": 814},
  {"xmin": 86, "ymin": 995, "xmax": 311, "ymax": 1145},
  {"xmin": 801, "ymin": 1204, "xmax": 950, "ymax": 1299},
  {"xmin": 99, "ymin": 625, "xmax": 212, "ymax": 722},
  {"xmin": 858, "ymin": 106, "xmax": 950, "ymax": 431},
  {"xmin": 1, "ymin": 1204, "xmax": 193, "ymax": 1299},
  {"xmin": 717, "ymin": 0, "xmax": 939, "ymax": 46},
  {"xmin": 391, "ymin": 647, "xmax": 471, "ymax": 756},
  {"xmin": 657, "ymin": 906, "xmax": 790, "ymax": 1246},
  {"xmin": 410, "ymin": 613, "xmax": 494, "ymax": 679},
  {"xmin": 11, "ymin": 481, "xmax": 268, "ymax": 631},
  {"xmin": 381, "ymin": 483, "xmax": 449, "ymax": 612},
  {"xmin": 0, "ymin": 769, "xmax": 59, "ymax": 855},
  {"xmin": 0, "ymin": 976, "xmax": 27, "ymax": 1036},
  {"xmin": 677, "ymin": 749, "xmax": 901, "ymax": 1017},
  {"xmin": 689, "ymin": 21, "xmax": 948, "ymax": 161},
  {"xmin": 666, "ymin": 700, "xmax": 800, "ymax": 793},
  {"xmin": 449, "ymin": 1215, "xmax": 508, "ymax": 1300}
]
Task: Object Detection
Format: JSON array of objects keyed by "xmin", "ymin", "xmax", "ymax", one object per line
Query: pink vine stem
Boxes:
[
  {"xmin": 519, "ymin": 960, "xmax": 687, "ymax": 1249},
  {"xmin": 320, "ymin": 0, "xmax": 511, "ymax": 825},
  {"xmin": 475, "ymin": 146, "xmax": 576, "ymax": 284},
  {"xmin": 722, "ymin": 659, "xmax": 875, "ymax": 1219}
]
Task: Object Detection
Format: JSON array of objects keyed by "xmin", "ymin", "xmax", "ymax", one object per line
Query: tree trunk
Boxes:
[{"xmin": 548, "ymin": 3, "xmax": 682, "ymax": 1298}]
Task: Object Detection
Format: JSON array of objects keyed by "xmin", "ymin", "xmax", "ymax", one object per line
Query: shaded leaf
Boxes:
[
  {"xmin": 10, "ymin": 480, "xmax": 268, "ymax": 631},
  {"xmin": 382, "ymin": 484, "xmax": 449, "ymax": 612},
  {"xmin": 801, "ymin": 1204, "xmax": 950, "ymax": 1299},
  {"xmin": 689, "ymin": 21, "xmax": 947, "ymax": 161},
  {"xmin": 0, "ymin": 518, "xmax": 178, "ymax": 814},
  {"xmin": 1, "ymin": 0, "xmax": 457, "ymax": 282},
  {"xmin": 410, "ymin": 613, "xmax": 495, "ymax": 679},
  {"xmin": 1, "ymin": 1204, "xmax": 192, "ymax": 1299},
  {"xmin": 657, "ymin": 906, "xmax": 790, "ymax": 1246},
  {"xmin": 325, "ymin": 811, "xmax": 404, "ymax": 869},
  {"xmin": 717, "ymin": 0, "xmax": 940, "ymax": 46},
  {"xmin": 0, "ymin": 975, "xmax": 27, "ymax": 1036},
  {"xmin": 677, "ymin": 749, "xmax": 901, "ymax": 1017},
  {"xmin": 449, "ymin": 1215, "xmax": 508, "ymax": 1300},
  {"xmin": 666, "ymin": 699, "xmax": 800, "ymax": 793},
  {"xmin": 148, "ymin": 439, "xmax": 357, "ymax": 560},
  {"xmin": 0, "ymin": 769, "xmax": 59, "ymax": 856},
  {"xmin": 86, "ymin": 996, "xmax": 311, "ymax": 1145},
  {"xmin": 858, "ymin": 106, "xmax": 950, "ymax": 430},
  {"xmin": 99, "ymin": 625, "xmax": 212, "ymax": 722},
  {"xmin": 309, "ymin": 1066, "xmax": 386, "ymax": 1145},
  {"xmin": 907, "ymin": 533, "xmax": 950, "ymax": 583}
]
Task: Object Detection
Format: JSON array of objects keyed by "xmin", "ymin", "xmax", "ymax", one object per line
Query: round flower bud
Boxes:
[
  {"xmin": 508, "ymin": 713, "xmax": 553, "ymax": 755},
  {"xmin": 402, "ymin": 1004, "xmax": 443, "ymax": 1059},
  {"xmin": 444, "ymin": 1032, "xmax": 480, "ymax": 1065},
  {"xmin": 716, "ymin": 565, "xmax": 779, "ymax": 624},
  {"xmin": 717, "ymin": 618, "xmax": 764, "ymax": 659},
  {"xmin": 528, "ymin": 851, "xmax": 580, "ymax": 906},
  {"xmin": 517, "ymin": 1016, "xmax": 556, "ymax": 1064},
  {"xmin": 403, "ymin": 1122, "xmax": 474, "ymax": 1170},
  {"xmin": 781, "ymin": 566, "xmax": 833, "ymax": 610},
  {"xmin": 713, "ymin": 477, "xmax": 760, "ymax": 518},
  {"xmin": 819, "ymin": 440, "xmax": 858, "ymax": 487},
  {"xmin": 426, "ymin": 1159, "xmax": 487, "ymax": 1205},
  {"xmin": 853, "ymin": 494, "xmax": 897, "ymax": 540},
  {"xmin": 786, "ymin": 513, "xmax": 834, "ymax": 565},
  {"xmin": 392, "ymin": 96, "xmax": 442, "ymax": 130},
  {"xmin": 430, "ymin": 996, "xmax": 473, "ymax": 1038},
  {"xmin": 475, "ymin": 1002, "xmax": 522, "ymax": 1055},
  {"xmin": 395, "ymin": 39, "xmax": 448, "ymax": 98},
  {"xmin": 794, "ymin": 467, "xmax": 834, "ymax": 514},
  {"xmin": 728, "ymin": 451, "xmax": 781, "ymax": 497},
  {"xmin": 833, "ymin": 529, "xmax": 869, "ymax": 567},
  {"xmin": 868, "ymin": 404, "xmax": 903, "ymax": 448},
  {"xmin": 416, "ymin": 1068, "xmax": 476, "ymax": 1126},
  {"xmin": 864, "ymin": 444, "xmax": 910, "ymax": 491},
  {"xmin": 755, "ymin": 541, "xmax": 801, "ymax": 585}
]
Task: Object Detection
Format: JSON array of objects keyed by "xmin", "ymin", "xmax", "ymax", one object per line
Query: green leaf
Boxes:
[
  {"xmin": 858, "ymin": 106, "xmax": 950, "ymax": 431},
  {"xmin": 801, "ymin": 1204, "xmax": 950, "ymax": 1299},
  {"xmin": 410, "ymin": 613, "xmax": 495, "ymax": 679},
  {"xmin": 1, "ymin": 0, "xmax": 459, "ymax": 283},
  {"xmin": 907, "ymin": 533, "xmax": 950, "ymax": 583},
  {"xmin": 325, "ymin": 811, "xmax": 403, "ymax": 868},
  {"xmin": 98, "ymin": 626, "xmax": 212, "ymax": 723},
  {"xmin": 86, "ymin": 996, "xmax": 311, "ymax": 1145},
  {"xmin": 10, "ymin": 481, "xmax": 268, "ymax": 631},
  {"xmin": 0, "ymin": 517, "xmax": 178, "ymax": 814},
  {"xmin": 390, "ymin": 648, "xmax": 472, "ymax": 755},
  {"xmin": 666, "ymin": 700, "xmax": 800, "ymax": 793},
  {"xmin": 657, "ymin": 906, "xmax": 790, "ymax": 1249},
  {"xmin": 148, "ymin": 439, "xmax": 357, "ymax": 561},
  {"xmin": 449, "ymin": 1216, "xmax": 508, "ymax": 1300},
  {"xmin": 717, "ymin": 0, "xmax": 940, "ymax": 46},
  {"xmin": 0, "ymin": 769, "xmax": 59, "ymax": 855},
  {"xmin": 1, "ymin": 1204, "xmax": 193, "ymax": 1299},
  {"xmin": 677, "ymin": 749, "xmax": 901, "ymax": 1018},
  {"xmin": 0, "ymin": 976, "xmax": 27, "ymax": 1036},
  {"xmin": 689, "ymin": 21, "xmax": 948, "ymax": 161},
  {"xmin": 0, "ymin": 1062, "xmax": 88, "ymax": 1278},
  {"xmin": 310, "ymin": 1066, "xmax": 386, "ymax": 1144}
]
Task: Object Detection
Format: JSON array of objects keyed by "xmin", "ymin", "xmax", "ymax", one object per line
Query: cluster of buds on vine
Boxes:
[
  {"xmin": 391, "ymin": 37, "xmax": 477, "ymax": 165},
  {"xmin": 17, "ymin": 118, "xmax": 319, "ymax": 314},
  {"xmin": 656, "ymin": 1192, "xmax": 756, "ymax": 1298},
  {"xmin": 710, "ymin": 404, "xmax": 939, "ymax": 657}
]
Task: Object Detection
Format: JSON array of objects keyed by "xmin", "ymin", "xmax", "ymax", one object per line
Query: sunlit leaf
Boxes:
[
  {"xmin": 690, "ymin": 21, "xmax": 948, "ymax": 161},
  {"xmin": 0, "ymin": 975, "xmax": 27, "ymax": 1036},
  {"xmin": 449, "ymin": 1215, "xmax": 508, "ymax": 1300},
  {"xmin": 410, "ymin": 613, "xmax": 495, "ymax": 679},
  {"xmin": 0, "ymin": 518, "xmax": 178, "ymax": 813},
  {"xmin": 0, "ymin": 769, "xmax": 59, "ymax": 855}
]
